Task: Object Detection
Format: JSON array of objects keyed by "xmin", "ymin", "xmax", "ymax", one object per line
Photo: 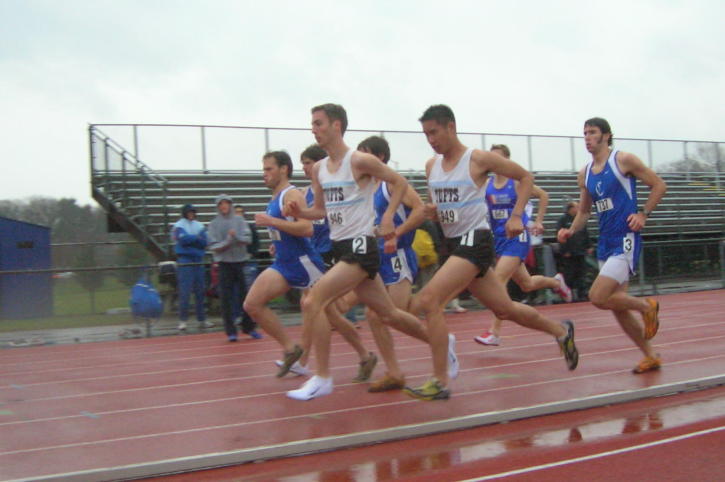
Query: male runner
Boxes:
[
  {"xmin": 475, "ymin": 144, "xmax": 572, "ymax": 347},
  {"xmin": 243, "ymin": 151, "xmax": 375, "ymax": 378},
  {"xmin": 406, "ymin": 104, "xmax": 579, "ymax": 400},
  {"xmin": 284, "ymin": 103, "xmax": 442, "ymax": 400},
  {"xmin": 558, "ymin": 117, "xmax": 665, "ymax": 374}
]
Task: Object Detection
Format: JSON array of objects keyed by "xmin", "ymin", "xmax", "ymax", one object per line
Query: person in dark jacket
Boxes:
[
  {"xmin": 556, "ymin": 201, "xmax": 592, "ymax": 301},
  {"xmin": 172, "ymin": 204, "xmax": 213, "ymax": 331}
]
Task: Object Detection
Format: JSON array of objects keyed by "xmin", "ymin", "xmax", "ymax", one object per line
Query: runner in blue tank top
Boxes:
[
  {"xmin": 558, "ymin": 117, "xmax": 666, "ymax": 374},
  {"xmin": 476, "ymin": 144, "xmax": 573, "ymax": 348}
]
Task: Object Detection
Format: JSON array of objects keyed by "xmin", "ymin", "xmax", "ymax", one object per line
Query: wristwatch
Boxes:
[{"xmin": 639, "ymin": 208, "xmax": 652, "ymax": 217}]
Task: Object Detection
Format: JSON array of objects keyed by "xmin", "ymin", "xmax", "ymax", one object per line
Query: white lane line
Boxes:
[{"xmin": 467, "ymin": 425, "xmax": 725, "ymax": 481}]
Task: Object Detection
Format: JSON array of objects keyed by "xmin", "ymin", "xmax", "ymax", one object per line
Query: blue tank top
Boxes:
[
  {"xmin": 373, "ymin": 181, "xmax": 415, "ymax": 249},
  {"xmin": 267, "ymin": 185, "xmax": 316, "ymax": 261},
  {"xmin": 485, "ymin": 177, "xmax": 530, "ymax": 238},
  {"xmin": 305, "ymin": 187, "xmax": 332, "ymax": 254},
  {"xmin": 584, "ymin": 150, "xmax": 637, "ymax": 238}
]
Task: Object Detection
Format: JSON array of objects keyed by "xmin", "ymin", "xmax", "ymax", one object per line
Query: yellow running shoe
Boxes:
[
  {"xmin": 642, "ymin": 298, "xmax": 660, "ymax": 340},
  {"xmin": 403, "ymin": 378, "xmax": 450, "ymax": 401},
  {"xmin": 633, "ymin": 354, "xmax": 662, "ymax": 374}
]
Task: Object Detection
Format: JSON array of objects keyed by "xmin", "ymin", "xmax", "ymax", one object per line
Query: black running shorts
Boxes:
[
  {"xmin": 331, "ymin": 236, "xmax": 380, "ymax": 280},
  {"xmin": 446, "ymin": 229, "xmax": 495, "ymax": 278},
  {"xmin": 320, "ymin": 250, "xmax": 335, "ymax": 270}
]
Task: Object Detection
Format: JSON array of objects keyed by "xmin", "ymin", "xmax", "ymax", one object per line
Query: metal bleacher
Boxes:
[{"xmin": 90, "ymin": 127, "xmax": 724, "ymax": 261}]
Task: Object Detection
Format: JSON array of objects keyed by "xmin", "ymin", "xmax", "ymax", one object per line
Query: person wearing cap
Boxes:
[
  {"xmin": 172, "ymin": 204, "xmax": 213, "ymax": 331},
  {"xmin": 208, "ymin": 194, "xmax": 255, "ymax": 341}
]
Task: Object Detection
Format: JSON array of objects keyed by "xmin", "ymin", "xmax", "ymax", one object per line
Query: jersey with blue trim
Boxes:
[
  {"xmin": 374, "ymin": 181, "xmax": 415, "ymax": 249},
  {"xmin": 428, "ymin": 148, "xmax": 490, "ymax": 238},
  {"xmin": 267, "ymin": 185, "xmax": 316, "ymax": 262},
  {"xmin": 305, "ymin": 187, "xmax": 331, "ymax": 254},
  {"xmin": 485, "ymin": 177, "xmax": 530, "ymax": 239},
  {"xmin": 584, "ymin": 149, "xmax": 638, "ymax": 238}
]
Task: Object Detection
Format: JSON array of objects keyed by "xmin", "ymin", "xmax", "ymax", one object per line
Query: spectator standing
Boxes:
[
  {"xmin": 232, "ymin": 204, "xmax": 262, "ymax": 339},
  {"xmin": 171, "ymin": 204, "xmax": 213, "ymax": 332},
  {"xmin": 556, "ymin": 201, "xmax": 592, "ymax": 301},
  {"xmin": 208, "ymin": 194, "xmax": 257, "ymax": 341}
]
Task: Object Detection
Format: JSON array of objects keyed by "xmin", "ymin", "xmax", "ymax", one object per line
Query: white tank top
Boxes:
[
  {"xmin": 318, "ymin": 148, "xmax": 376, "ymax": 240},
  {"xmin": 428, "ymin": 148, "xmax": 490, "ymax": 238}
]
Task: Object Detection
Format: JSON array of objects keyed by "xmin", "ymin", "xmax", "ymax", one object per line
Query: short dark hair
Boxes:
[
  {"xmin": 584, "ymin": 117, "xmax": 613, "ymax": 146},
  {"xmin": 300, "ymin": 144, "xmax": 327, "ymax": 162},
  {"xmin": 490, "ymin": 144, "xmax": 511, "ymax": 158},
  {"xmin": 357, "ymin": 136, "xmax": 391, "ymax": 164},
  {"xmin": 263, "ymin": 150, "xmax": 293, "ymax": 177},
  {"xmin": 419, "ymin": 104, "xmax": 456, "ymax": 126},
  {"xmin": 311, "ymin": 103, "xmax": 348, "ymax": 134}
]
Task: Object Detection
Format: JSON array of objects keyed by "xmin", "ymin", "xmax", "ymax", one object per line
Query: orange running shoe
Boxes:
[
  {"xmin": 368, "ymin": 373, "xmax": 405, "ymax": 392},
  {"xmin": 633, "ymin": 354, "xmax": 662, "ymax": 374},
  {"xmin": 642, "ymin": 298, "xmax": 660, "ymax": 340}
]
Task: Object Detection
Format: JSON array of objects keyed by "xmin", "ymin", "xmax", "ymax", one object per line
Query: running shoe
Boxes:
[
  {"xmin": 276, "ymin": 344, "xmax": 304, "ymax": 378},
  {"xmin": 177, "ymin": 322, "xmax": 187, "ymax": 332},
  {"xmin": 474, "ymin": 331, "xmax": 501, "ymax": 346},
  {"xmin": 554, "ymin": 273, "xmax": 573, "ymax": 303},
  {"xmin": 642, "ymin": 298, "xmax": 660, "ymax": 340},
  {"xmin": 633, "ymin": 354, "xmax": 662, "ymax": 374},
  {"xmin": 353, "ymin": 352, "xmax": 378, "ymax": 383},
  {"xmin": 368, "ymin": 373, "xmax": 406, "ymax": 392},
  {"xmin": 448, "ymin": 334, "xmax": 459, "ymax": 379},
  {"xmin": 286, "ymin": 375, "xmax": 333, "ymax": 401},
  {"xmin": 558, "ymin": 320, "xmax": 579, "ymax": 370},
  {"xmin": 274, "ymin": 360, "xmax": 311, "ymax": 377},
  {"xmin": 199, "ymin": 321, "xmax": 215, "ymax": 329},
  {"xmin": 228, "ymin": 334, "xmax": 238, "ymax": 342},
  {"xmin": 403, "ymin": 378, "xmax": 450, "ymax": 401},
  {"xmin": 248, "ymin": 330, "xmax": 263, "ymax": 340}
]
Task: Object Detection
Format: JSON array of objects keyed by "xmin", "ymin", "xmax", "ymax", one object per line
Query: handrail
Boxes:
[{"xmin": 90, "ymin": 126, "xmax": 167, "ymax": 188}]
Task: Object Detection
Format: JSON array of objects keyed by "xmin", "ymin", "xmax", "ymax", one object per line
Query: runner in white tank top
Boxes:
[
  {"xmin": 406, "ymin": 104, "xmax": 579, "ymax": 401},
  {"xmin": 282, "ymin": 103, "xmax": 435, "ymax": 401}
]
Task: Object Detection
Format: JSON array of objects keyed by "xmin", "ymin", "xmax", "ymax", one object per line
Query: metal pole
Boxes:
[
  {"xmin": 684, "ymin": 141, "xmax": 690, "ymax": 181},
  {"xmin": 569, "ymin": 137, "xmax": 576, "ymax": 171},
  {"xmin": 201, "ymin": 126, "xmax": 208, "ymax": 172},
  {"xmin": 481, "ymin": 134, "xmax": 486, "ymax": 150},
  {"xmin": 527, "ymin": 136, "xmax": 533, "ymax": 171},
  {"xmin": 715, "ymin": 142, "xmax": 722, "ymax": 189},
  {"xmin": 647, "ymin": 140, "xmax": 653, "ymax": 169},
  {"xmin": 133, "ymin": 125, "xmax": 139, "ymax": 160},
  {"xmin": 264, "ymin": 128, "xmax": 270, "ymax": 153}
]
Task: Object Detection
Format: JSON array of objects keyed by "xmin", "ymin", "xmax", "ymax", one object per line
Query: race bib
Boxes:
[
  {"xmin": 391, "ymin": 255, "xmax": 402, "ymax": 273},
  {"xmin": 268, "ymin": 228, "xmax": 281, "ymax": 242},
  {"xmin": 518, "ymin": 230, "xmax": 528, "ymax": 243},
  {"xmin": 438, "ymin": 209, "xmax": 459, "ymax": 224},
  {"xmin": 328, "ymin": 211, "xmax": 344, "ymax": 226},
  {"xmin": 491, "ymin": 209, "xmax": 508, "ymax": 220},
  {"xmin": 352, "ymin": 236, "xmax": 368, "ymax": 254},
  {"xmin": 460, "ymin": 230, "xmax": 476, "ymax": 247},
  {"xmin": 623, "ymin": 233, "xmax": 634, "ymax": 253},
  {"xmin": 595, "ymin": 198, "xmax": 614, "ymax": 213}
]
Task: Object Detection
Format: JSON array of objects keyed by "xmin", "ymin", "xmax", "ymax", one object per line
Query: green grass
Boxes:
[
  {"xmin": 0, "ymin": 313, "xmax": 133, "ymax": 333},
  {"xmin": 53, "ymin": 276, "xmax": 131, "ymax": 316}
]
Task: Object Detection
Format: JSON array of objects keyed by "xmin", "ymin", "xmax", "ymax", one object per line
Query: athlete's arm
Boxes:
[
  {"xmin": 353, "ymin": 152, "xmax": 408, "ymax": 248},
  {"xmin": 423, "ymin": 157, "xmax": 439, "ymax": 221},
  {"xmin": 530, "ymin": 184, "xmax": 549, "ymax": 235},
  {"xmin": 618, "ymin": 152, "xmax": 667, "ymax": 232},
  {"xmin": 255, "ymin": 189, "xmax": 314, "ymax": 238},
  {"xmin": 395, "ymin": 185, "xmax": 426, "ymax": 238},
  {"xmin": 472, "ymin": 149, "xmax": 533, "ymax": 238},
  {"xmin": 557, "ymin": 169, "xmax": 592, "ymax": 242},
  {"xmin": 284, "ymin": 163, "xmax": 326, "ymax": 221}
]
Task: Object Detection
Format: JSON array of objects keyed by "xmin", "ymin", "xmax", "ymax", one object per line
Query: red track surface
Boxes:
[{"xmin": 0, "ymin": 290, "xmax": 723, "ymax": 480}]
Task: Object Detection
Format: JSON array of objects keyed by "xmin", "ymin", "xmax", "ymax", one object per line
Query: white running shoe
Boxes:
[
  {"xmin": 177, "ymin": 322, "xmax": 187, "ymax": 331},
  {"xmin": 474, "ymin": 331, "xmax": 501, "ymax": 346},
  {"xmin": 274, "ymin": 360, "xmax": 311, "ymax": 377},
  {"xmin": 447, "ymin": 333, "xmax": 459, "ymax": 380},
  {"xmin": 198, "ymin": 321, "xmax": 215, "ymax": 329},
  {"xmin": 286, "ymin": 375, "xmax": 333, "ymax": 401},
  {"xmin": 554, "ymin": 273, "xmax": 573, "ymax": 303}
]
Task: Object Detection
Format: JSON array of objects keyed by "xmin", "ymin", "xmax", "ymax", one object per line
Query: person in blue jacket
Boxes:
[{"xmin": 172, "ymin": 204, "xmax": 213, "ymax": 332}]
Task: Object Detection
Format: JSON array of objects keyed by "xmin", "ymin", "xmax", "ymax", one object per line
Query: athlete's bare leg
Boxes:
[
  {"xmin": 589, "ymin": 275, "xmax": 651, "ymax": 313},
  {"xmin": 243, "ymin": 269, "xmax": 296, "ymax": 352},
  {"xmin": 590, "ymin": 277, "xmax": 655, "ymax": 357},
  {"xmin": 324, "ymin": 302, "xmax": 370, "ymax": 360}
]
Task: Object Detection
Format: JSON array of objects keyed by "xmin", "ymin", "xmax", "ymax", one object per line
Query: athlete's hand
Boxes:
[
  {"xmin": 505, "ymin": 216, "xmax": 524, "ymax": 239},
  {"xmin": 627, "ymin": 212, "xmax": 647, "ymax": 232},
  {"xmin": 283, "ymin": 200, "xmax": 300, "ymax": 218},
  {"xmin": 557, "ymin": 228, "xmax": 572, "ymax": 243},
  {"xmin": 268, "ymin": 243, "xmax": 276, "ymax": 257},
  {"xmin": 383, "ymin": 235, "xmax": 397, "ymax": 254},
  {"xmin": 530, "ymin": 221, "xmax": 544, "ymax": 236},
  {"xmin": 423, "ymin": 203, "xmax": 438, "ymax": 221},
  {"xmin": 254, "ymin": 213, "xmax": 275, "ymax": 228},
  {"xmin": 377, "ymin": 216, "xmax": 396, "ymax": 241}
]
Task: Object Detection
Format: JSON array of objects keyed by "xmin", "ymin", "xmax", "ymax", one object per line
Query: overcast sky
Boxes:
[{"xmin": 1, "ymin": 0, "xmax": 723, "ymax": 205}]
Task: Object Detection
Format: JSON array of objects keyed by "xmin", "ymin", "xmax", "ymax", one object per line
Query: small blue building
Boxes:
[{"xmin": 0, "ymin": 217, "xmax": 53, "ymax": 319}]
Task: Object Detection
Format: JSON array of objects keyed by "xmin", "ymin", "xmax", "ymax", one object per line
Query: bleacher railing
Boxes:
[{"xmin": 89, "ymin": 123, "xmax": 723, "ymax": 183}]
